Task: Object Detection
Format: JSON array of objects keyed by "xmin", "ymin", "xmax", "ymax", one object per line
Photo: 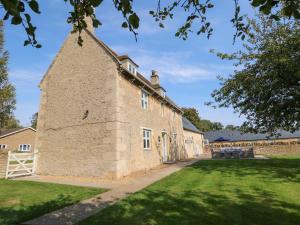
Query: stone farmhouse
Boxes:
[{"xmin": 35, "ymin": 23, "xmax": 204, "ymax": 179}]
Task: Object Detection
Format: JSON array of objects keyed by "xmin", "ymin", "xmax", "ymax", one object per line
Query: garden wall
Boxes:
[
  {"xmin": 253, "ymin": 144, "xmax": 300, "ymax": 155},
  {"xmin": 0, "ymin": 151, "xmax": 8, "ymax": 178},
  {"xmin": 204, "ymin": 144, "xmax": 300, "ymax": 155}
]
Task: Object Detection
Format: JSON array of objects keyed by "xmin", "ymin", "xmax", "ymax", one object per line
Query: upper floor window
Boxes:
[
  {"xmin": 0, "ymin": 144, "xmax": 7, "ymax": 149},
  {"xmin": 143, "ymin": 129, "xmax": 151, "ymax": 150},
  {"xmin": 128, "ymin": 63, "xmax": 137, "ymax": 75},
  {"xmin": 19, "ymin": 144, "xmax": 31, "ymax": 152},
  {"xmin": 141, "ymin": 90, "xmax": 149, "ymax": 110}
]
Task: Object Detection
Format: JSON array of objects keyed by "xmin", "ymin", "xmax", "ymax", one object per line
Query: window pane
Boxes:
[{"xmin": 147, "ymin": 140, "xmax": 150, "ymax": 148}]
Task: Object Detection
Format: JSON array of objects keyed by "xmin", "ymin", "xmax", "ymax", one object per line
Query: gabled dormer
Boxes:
[{"xmin": 119, "ymin": 55, "xmax": 139, "ymax": 76}]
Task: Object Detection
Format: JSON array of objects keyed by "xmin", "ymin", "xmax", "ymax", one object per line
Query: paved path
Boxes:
[{"xmin": 22, "ymin": 158, "xmax": 203, "ymax": 225}]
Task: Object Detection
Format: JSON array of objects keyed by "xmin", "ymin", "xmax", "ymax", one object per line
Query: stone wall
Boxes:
[
  {"xmin": 0, "ymin": 151, "xmax": 8, "ymax": 178},
  {"xmin": 204, "ymin": 144, "xmax": 300, "ymax": 155},
  {"xmin": 116, "ymin": 72, "xmax": 185, "ymax": 177},
  {"xmin": 253, "ymin": 144, "xmax": 300, "ymax": 155},
  {"xmin": 35, "ymin": 30, "xmax": 120, "ymax": 179}
]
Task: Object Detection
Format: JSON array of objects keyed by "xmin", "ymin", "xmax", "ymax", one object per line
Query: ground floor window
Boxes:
[
  {"xmin": 19, "ymin": 144, "xmax": 31, "ymax": 152},
  {"xmin": 143, "ymin": 129, "xmax": 151, "ymax": 150},
  {"xmin": 0, "ymin": 144, "xmax": 7, "ymax": 149}
]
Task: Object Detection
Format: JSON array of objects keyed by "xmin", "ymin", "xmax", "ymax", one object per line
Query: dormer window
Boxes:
[{"xmin": 128, "ymin": 62, "xmax": 137, "ymax": 75}]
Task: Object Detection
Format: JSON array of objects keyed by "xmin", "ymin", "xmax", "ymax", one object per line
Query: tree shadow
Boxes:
[
  {"xmin": 188, "ymin": 157, "xmax": 300, "ymax": 182},
  {"xmin": 78, "ymin": 157, "xmax": 300, "ymax": 225},
  {"xmin": 78, "ymin": 188, "xmax": 300, "ymax": 225},
  {"xmin": 0, "ymin": 194, "xmax": 75, "ymax": 225}
]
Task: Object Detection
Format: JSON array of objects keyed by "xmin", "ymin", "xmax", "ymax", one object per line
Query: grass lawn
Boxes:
[
  {"xmin": 0, "ymin": 180, "xmax": 106, "ymax": 225},
  {"xmin": 78, "ymin": 155, "xmax": 300, "ymax": 225}
]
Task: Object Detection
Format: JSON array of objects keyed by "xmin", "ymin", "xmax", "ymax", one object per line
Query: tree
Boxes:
[
  {"xmin": 0, "ymin": 20, "xmax": 16, "ymax": 129},
  {"xmin": 209, "ymin": 15, "xmax": 300, "ymax": 134},
  {"xmin": 2, "ymin": 116, "xmax": 21, "ymax": 129},
  {"xmin": 30, "ymin": 112, "xmax": 38, "ymax": 129},
  {"xmin": 0, "ymin": 0, "xmax": 299, "ymax": 47},
  {"xmin": 225, "ymin": 124, "xmax": 240, "ymax": 130},
  {"xmin": 182, "ymin": 107, "xmax": 224, "ymax": 132}
]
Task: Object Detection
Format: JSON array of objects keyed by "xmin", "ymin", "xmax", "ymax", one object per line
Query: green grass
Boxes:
[
  {"xmin": 0, "ymin": 180, "xmax": 106, "ymax": 225},
  {"xmin": 78, "ymin": 155, "xmax": 300, "ymax": 225}
]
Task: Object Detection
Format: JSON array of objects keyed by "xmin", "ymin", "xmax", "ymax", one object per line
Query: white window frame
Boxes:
[
  {"xmin": 142, "ymin": 128, "xmax": 152, "ymax": 150},
  {"xmin": 19, "ymin": 144, "xmax": 31, "ymax": 152},
  {"xmin": 128, "ymin": 62, "xmax": 137, "ymax": 75},
  {"xmin": 0, "ymin": 144, "xmax": 7, "ymax": 149},
  {"xmin": 141, "ymin": 90, "xmax": 149, "ymax": 110}
]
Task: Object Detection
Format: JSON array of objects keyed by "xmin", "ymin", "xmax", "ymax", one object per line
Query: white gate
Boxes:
[{"xmin": 5, "ymin": 151, "xmax": 35, "ymax": 179}]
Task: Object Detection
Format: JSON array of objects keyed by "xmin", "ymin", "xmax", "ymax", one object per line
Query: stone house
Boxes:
[
  {"xmin": 0, "ymin": 127, "xmax": 36, "ymax": 152},
  {"xmin": 35, "ymin": 24, "xmax": 204, "ymax": 179}
]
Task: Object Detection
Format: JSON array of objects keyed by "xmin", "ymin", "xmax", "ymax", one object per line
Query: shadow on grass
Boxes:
[
  {"xmin": 189, "ymin": 157, "xmax": 300, "ymax": 182},
  {"xmin": 78, "ymin": 188, "xmax": 300, "ymax": 225},
  {"xmin": 0, "ymin": 194, "xmax": 74, "ymax": 225},
  {"xmin": 78, "ymin": 157, "xmax": 300, "ymax": 225}
]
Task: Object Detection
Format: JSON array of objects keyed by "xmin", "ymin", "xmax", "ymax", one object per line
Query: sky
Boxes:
[{"xmin": 3, "ymin": 1, "xmax": 255, "ymax": 127}]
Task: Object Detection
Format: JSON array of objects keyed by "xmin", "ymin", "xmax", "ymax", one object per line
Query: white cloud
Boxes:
[{"xmin": 110, "ymin": 46, "xmax": 233, "ymax": 83}]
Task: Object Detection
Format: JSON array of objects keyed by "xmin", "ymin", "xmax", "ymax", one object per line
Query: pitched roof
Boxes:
[
  {"xmin": 0, "ymin": 127, "xmax": 36, "ymax": 139},
  {"xmin": 40, "ymin": 29, "xmax": 182, "ymax": 114},
  {"xmin": 204, "ymin": 130, "xmax": 300, "ymax": 143},
  {"xmin": 182, "ymin": 117, "xmax": 202, "ymax": 134}
]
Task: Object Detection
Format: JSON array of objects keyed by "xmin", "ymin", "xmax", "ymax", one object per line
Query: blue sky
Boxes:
[{"xmin": 4, "ymin": 1, "xmax": 255, "ymax": 127}]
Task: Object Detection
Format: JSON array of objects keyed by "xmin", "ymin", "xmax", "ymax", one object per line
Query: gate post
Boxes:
[{"xmin": 5, "ymin": 151, "xmax": 11, "ymax": 179}]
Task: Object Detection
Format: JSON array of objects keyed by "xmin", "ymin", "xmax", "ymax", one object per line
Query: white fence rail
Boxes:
[{"xmin": 5, "ymin": 151, "xmax": 35, "ymax": 179}]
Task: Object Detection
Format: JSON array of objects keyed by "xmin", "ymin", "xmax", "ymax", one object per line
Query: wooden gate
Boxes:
[{"xmin": 5, "ymin": 151, "xmax": 35, "ymax": 179}]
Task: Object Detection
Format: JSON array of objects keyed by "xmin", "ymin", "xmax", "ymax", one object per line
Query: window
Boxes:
[
  {"xmin": 128, "ymin": 63, "xmax": 137, "ymax": 75},
  {"xmin": 0, "ymin": 144, "xmax": 7, "ymax": 149},
  {"xmin": 161, "ymin": 103, "xmax": 165, "ymax": 117},
  {"xmin": 143, "ymin": 129, "xmax": 151, "ymax": 150},
  {"xmin": 141, "ymin": 90, "xmax": 149, "ymax": 110},
  {"xmin": 19, "ymin": 144, "xmax": 31, "ymax": 152}
]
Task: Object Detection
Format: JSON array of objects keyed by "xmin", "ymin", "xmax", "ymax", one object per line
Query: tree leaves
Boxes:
[
  {"xmin": 210, "ymin": 15, "xmax": 300, "ymax": 134},
  {"xmin": 0, "ymin": 0, "xmax": 299, "ymax": 47}
]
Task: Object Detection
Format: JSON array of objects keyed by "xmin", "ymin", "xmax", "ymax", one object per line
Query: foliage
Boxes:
[
  {"xmin": 30, "ymin": 112, "xmax": 38, "ymax": 129},
  {"xmin": 0, "ymin": 0, "xmax": 299, "ymax": 46},
  {"xmin": 182, "ymin": 107, "xmax": 224, "ymax": 132},
  {"xmin": 78, "ymin": 155, "xmax": 300, "ymax": 225},
  {"xmin": 209, "ymin": 15, "xmax": 300, "ymax": 134},
  {"xmin": 1, "ymin": 116, "xmax": 21, "ymax": 129},
  {"xmin": 225, "ymin": 124, "xmax": 240, "ymax": 130},
  {"xmin": 0, "ymin": 179, "xmax": 106, "ymax": 225},
  {"xmin": 0, "ymin": 20, "xmax": 16, "ymax": 129}
]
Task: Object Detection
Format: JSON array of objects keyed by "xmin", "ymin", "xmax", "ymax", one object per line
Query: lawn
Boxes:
[
  {"xmin": 0, "ymin": 180, "xmax": 106, "ymax": 225},
  {"xmin": 78, "ymin": 155, "xmax": 300, "ymax": 225}
]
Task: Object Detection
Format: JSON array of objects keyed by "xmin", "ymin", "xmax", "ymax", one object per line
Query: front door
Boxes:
[{"xmin": 162, "ymin": 132, "xmax": 168, "ymax": 162}]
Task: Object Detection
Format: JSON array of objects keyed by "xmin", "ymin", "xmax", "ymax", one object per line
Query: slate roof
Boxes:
[
  {"xmin": 204, "ymin": 130, "xmax": 300, "ymax": 143},
  {"xmin": 182, "ymin": 117, "xmax": 202, "ymax": 134}
]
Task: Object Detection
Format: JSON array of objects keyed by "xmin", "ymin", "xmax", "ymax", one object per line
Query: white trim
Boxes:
[
  {"xmin": 0, "ymin": 127, "xmax": 36, "ymax": 139},
  {"xmin": 0, "ymin": 144, "xmax": 7, "ymax": 149},
  {"xmin": 19, "ymin": 144, "xmax": 31, "ymax": 152},
  {"xmin": 142, "ymin": 128, "xmax": 152, "ymax": 150}
]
